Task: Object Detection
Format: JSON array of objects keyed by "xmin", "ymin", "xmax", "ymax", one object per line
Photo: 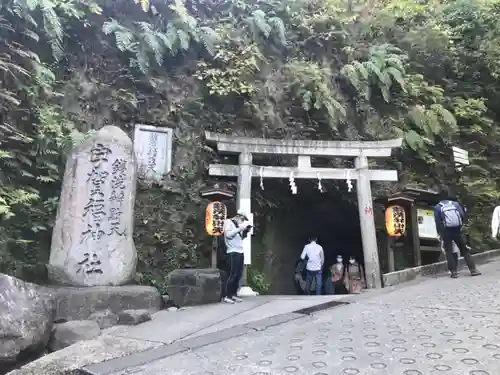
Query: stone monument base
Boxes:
[
  {"xmin": 166, "ymin": 268, "xmax": 222, "ymax": 307},
  {"xmin": 44, "ymin": 285, "xmax": 162, "ymax": 321}
]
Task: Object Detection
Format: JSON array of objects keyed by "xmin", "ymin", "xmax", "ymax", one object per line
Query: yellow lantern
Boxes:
[
  {"xmin": 385, "ymin": 205, "xmax": 406, "ymax": 237},
  {"xmin": 205, "ymin": 201, "xmax": 227, "ymax": 236}
]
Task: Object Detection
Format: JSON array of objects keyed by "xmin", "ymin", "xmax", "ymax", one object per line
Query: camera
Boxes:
[
  {"xmin": 240, "ymin": 225, "xmax": 252, "ymax": 239},
  {"xmin": 231, "ymin": 215, "xmax": 253, "ymax": 239}
]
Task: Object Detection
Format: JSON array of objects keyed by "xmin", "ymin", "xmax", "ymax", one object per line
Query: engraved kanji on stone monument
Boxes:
[
  {"xmin": 108, "ymin": 158, "xmax": 127, "ymax": 237},
  {"xmin": 81, "ymin": 143, "xmax": 111, "ymax": 243},
  {"xmin": 48, "ymin": 126, "xmax": 138, "ymax": 287},
  {"xmin": 133, "ymin": 124, "xmax": 173, "ymax": 182}
]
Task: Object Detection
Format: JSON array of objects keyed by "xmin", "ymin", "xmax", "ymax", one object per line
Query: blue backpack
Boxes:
[{"xmin": 439, "ymin": 201, "xmax": 463, "ymax": 228}]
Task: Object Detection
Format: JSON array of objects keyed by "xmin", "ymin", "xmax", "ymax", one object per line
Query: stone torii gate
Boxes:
[{"xmin": 206, "ymin": 132, "xmax": 402, "ymax": 290}]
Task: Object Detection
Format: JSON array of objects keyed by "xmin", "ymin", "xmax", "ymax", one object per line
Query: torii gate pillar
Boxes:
[
  {"xmin": 355, "ymin": 155, "xmax": 381, "ymax": 289},
  {"xmin": 237, "ymin": 152, "xmax": 254, "ymax": 296},
  {"xmin": 237, "ymin": 152, "xmax": 252, "ymax": 222}
]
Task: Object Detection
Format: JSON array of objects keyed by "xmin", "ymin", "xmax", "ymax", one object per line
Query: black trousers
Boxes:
[
  {"xmin": 442, "ymin": 227, "xmax": 476, "ymax": 273},
  {"xmin": 225, "ymin": 252, "xmax": 244, "ymax": 298}
]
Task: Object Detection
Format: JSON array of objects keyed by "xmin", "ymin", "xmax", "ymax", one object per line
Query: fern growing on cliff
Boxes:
[
  {"xmin": 341, "ymin": 44, "xmax": 408, "ymax": 102},
  {"xmin": 403, "ymin": 103, "xmax": 457, "ymax": 150},
  {"xmin": 246, "ymin": 9, "xmax": 287, "ymax": 46},
  {"xmin": 6, "ymin": 0, "xmax": 64, "ymax": 59},
  {"xmin": 102, "ymin": 8, "xmax": 220, "ymax": 74},
  {"xmin": 102, "ymin": 19, "xmax": 134, "ymax": 51},
  {"xmin": 284, "ymin": 61, "xmax": 346, "ymax": 129}
]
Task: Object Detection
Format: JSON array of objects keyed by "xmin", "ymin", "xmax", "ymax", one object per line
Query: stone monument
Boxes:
[{"xmin": 48, "ymin": 126, "xmax": 138, "ymax": 286}]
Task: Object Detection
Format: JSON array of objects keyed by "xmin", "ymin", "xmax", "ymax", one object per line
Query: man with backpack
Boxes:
[{"xmin": 434, "ymin": 190, "xmax": 481, "ymax": 278}]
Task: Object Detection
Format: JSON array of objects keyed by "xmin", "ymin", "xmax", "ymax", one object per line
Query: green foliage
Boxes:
[
  {"xmin": 0, "ymin": 104, "xmax": 86, "ymax": 280},
  {"xmin": 2, "ymin": 0, "xmax": 500, "ymax": 286},
  {"xmin": 133, "ymin": 181, "xmax": 205, "ymax": 293},
  {"xmin": 247, "ymin": 265, "xmax": 270, "ymax": 295},
  {"xmin": 133, "ymin": 129, "xmax": 209, "ymax": 292},
  {"xmin": 342, "ymin": 44, "xmax": 408, "ymax": 103},
  {"xmin": 194, "ymin": 43, "xmax": 262, "ymax": 96},
  {"xmin": 102, "ymin": 0, "xmax": 220, "ymax": 74},
  {"xmin": 246, "ymin": 9, "xmax": 287, "ymax": 46},
  {"xmin": 284, "ymin": 61, "xmax": 346, "ymax": 129}
]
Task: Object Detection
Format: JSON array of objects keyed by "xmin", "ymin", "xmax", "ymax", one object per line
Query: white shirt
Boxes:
[
  {"xmin": 223, "ymin": 219, "xmax": 244, "ymax": 254},
  {"xmin": 300, "ymin": 242, "xmax": 324, "ymax": 271},
  {"xmin": 492, "ymin": 206, "xmax": 500, "ymax": 239}
]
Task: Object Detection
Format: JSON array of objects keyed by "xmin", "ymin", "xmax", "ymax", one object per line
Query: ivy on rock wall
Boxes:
[
  {"xmin": 134, "ymin": 129, "xmax": 211, "ymax": 292},
  {"xmin": 1, "ymin": 0, "xmax": 500, "ymax": 289}
]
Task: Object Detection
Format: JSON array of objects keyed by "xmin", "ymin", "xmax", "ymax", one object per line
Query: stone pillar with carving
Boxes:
[{"xmin": 48, "ymin": 126, "xmax": 138, "ymax": 286}]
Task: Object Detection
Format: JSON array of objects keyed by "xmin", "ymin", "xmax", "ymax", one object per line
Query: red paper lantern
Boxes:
[
  {"xmin": 205, "ymin": 201, "xmax": 227, "ymax": 236},
  {"xmin": 385, "ymin": 205, "xmax": 406, "ymax": 237}
]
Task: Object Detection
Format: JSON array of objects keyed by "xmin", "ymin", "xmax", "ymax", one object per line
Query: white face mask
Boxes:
[{"xmin": 349, "ymin": 259, "xmax": 355, "ymax": 264}]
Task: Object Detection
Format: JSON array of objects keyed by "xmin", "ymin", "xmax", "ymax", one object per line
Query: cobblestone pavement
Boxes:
[{"xmin": 115, "ymin": 261, "xmax": 500, "ymax": 375}]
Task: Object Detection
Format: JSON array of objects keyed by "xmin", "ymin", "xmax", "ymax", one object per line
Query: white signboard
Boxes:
[
  {"xmin": 417, "ymin": 208, "xmax": 439, "ymax": 240},
  {"xmin": 133, "ymin": 124, "xmax": 173, "ymax": 182},
  {"xmin": 453, "ymin": 146, "xmax": 469, "ymax": 172},
  {"xmin": 452, "ymin": 146, "xmax": 469, "ymax": 165}
]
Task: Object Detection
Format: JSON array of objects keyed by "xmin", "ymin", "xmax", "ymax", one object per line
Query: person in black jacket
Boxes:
[{"xmin": 434, "ymin": 190, "xmax": 480, "ymax": 278}]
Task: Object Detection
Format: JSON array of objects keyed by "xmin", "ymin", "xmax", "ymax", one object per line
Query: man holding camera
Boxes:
[{"xmin": 222, "ymin": 211, "xmax": 252, "ymax": 304}]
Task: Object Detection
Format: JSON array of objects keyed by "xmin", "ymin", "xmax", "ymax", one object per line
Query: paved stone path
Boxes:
[
  {"xmin": 107, "ymin": 295, "xmax": 344, "ymax": 344},
  {"xmin": 108, "ymin": 260, "xmax": 500, "ymax": 375}
]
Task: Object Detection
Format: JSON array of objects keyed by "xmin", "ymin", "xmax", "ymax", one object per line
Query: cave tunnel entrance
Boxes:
[
  {"xmin": 207, "ymin": 132, "xmax": 402, "ymax": 293},
  {"xmin": 252, "ymin": 180, "xmax": 363, "ymax": 295}
]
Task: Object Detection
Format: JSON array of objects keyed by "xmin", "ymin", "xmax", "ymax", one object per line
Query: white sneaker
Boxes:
[
  {"xmin": 232, "ymin": 296, "xmax": 243, "ymax": 303},
  {"xmin": 222, "ymin": 297, "xmax": 235, "ymax": 304}
]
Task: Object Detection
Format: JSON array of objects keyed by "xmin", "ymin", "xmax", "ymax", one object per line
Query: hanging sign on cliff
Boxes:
[{"xmin": 133, "ymin": 124, "xmax": 173, "ymax": 182}]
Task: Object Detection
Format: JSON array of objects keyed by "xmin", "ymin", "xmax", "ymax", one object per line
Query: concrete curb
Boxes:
[
  {"xmin": 382, "ymin": 248, "xmax": 500, "ymax": 287},
  {"xmin": 79, "ymin": 301, "xmax": 347, "ymax": 375}
]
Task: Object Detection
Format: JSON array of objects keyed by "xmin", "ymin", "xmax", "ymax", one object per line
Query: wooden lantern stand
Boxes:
[
  {"xmin": 376, "ymin": 187, "xmax": 442, "ymax": 273},
  {"xmin": 200, "ymin": 183, "xmax": 235, "ymax": 268}
]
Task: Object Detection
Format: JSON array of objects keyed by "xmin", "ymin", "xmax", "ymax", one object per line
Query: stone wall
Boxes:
[{"xmin": 382, "ymin": 248, "xmax": 500, "ymax": 287}]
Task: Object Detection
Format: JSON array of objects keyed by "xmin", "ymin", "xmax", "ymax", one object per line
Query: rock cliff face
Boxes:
[{"xmin": 0, "ymin": 274, "xmax": 55, "ymax": 371}]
